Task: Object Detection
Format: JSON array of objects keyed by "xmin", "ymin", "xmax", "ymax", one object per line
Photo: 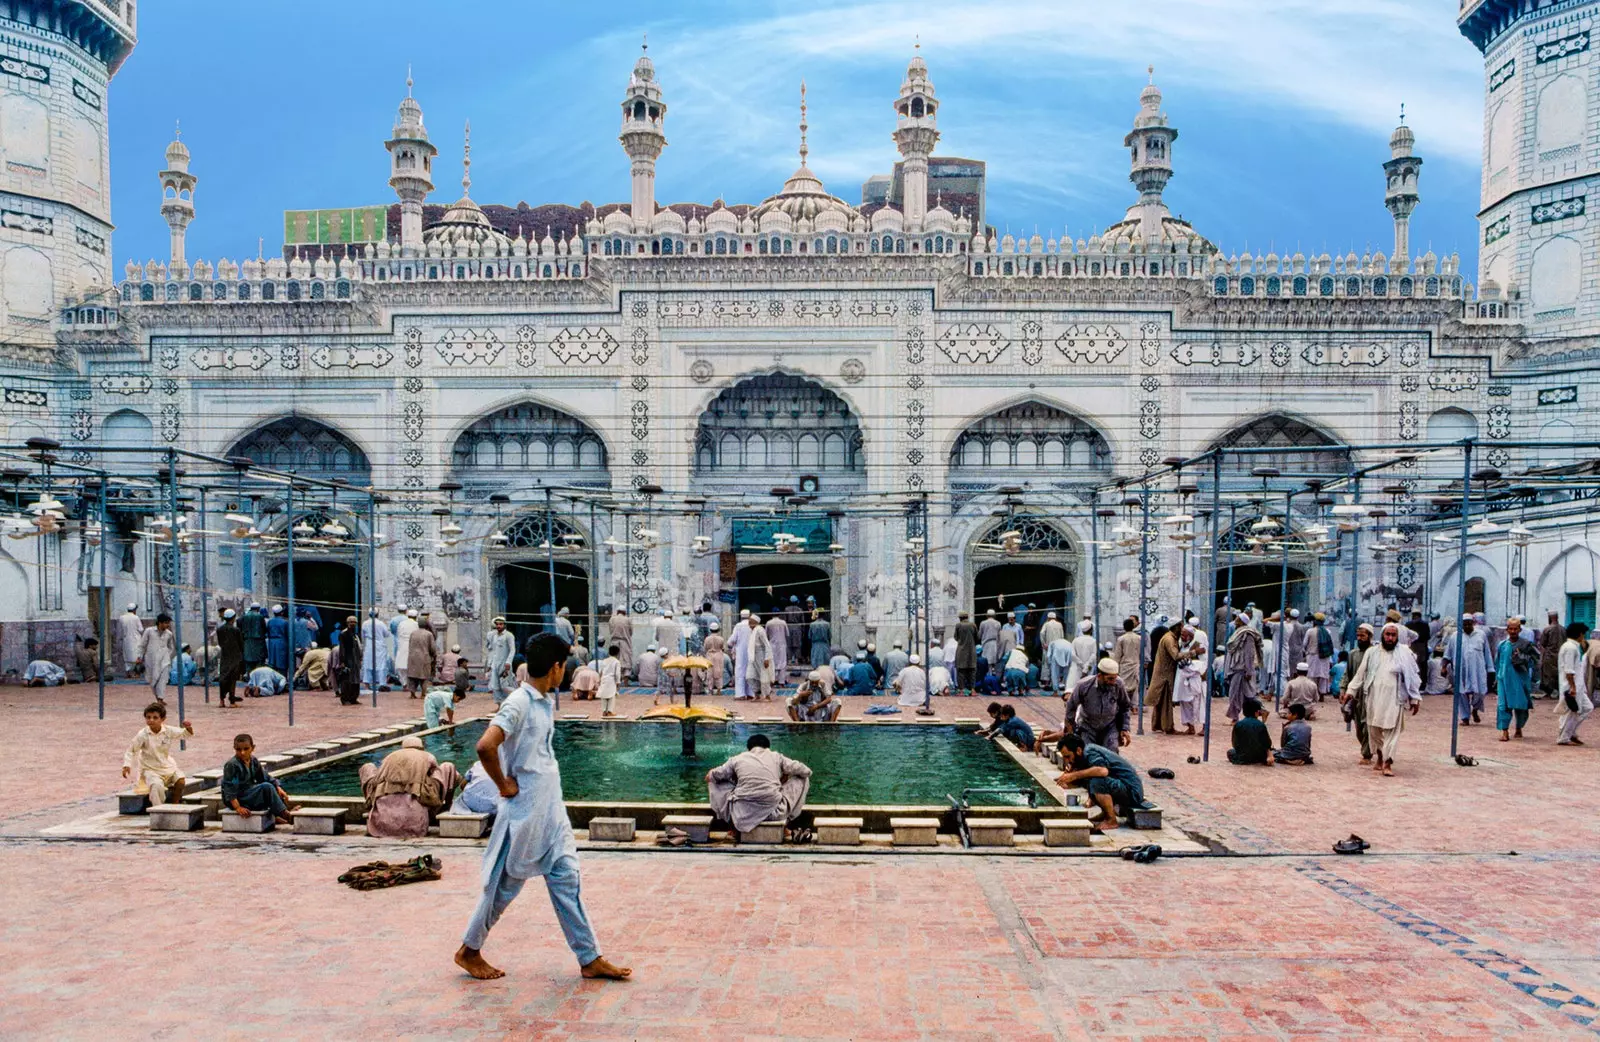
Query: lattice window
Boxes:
[
  {"xmin": 950, "ymin": 401, "xmax": 1112, "ymax": 472},
  {"xmin": 978, "ymin": 514, "xmax": 1072, "ymax": 554},
  {"xmin": 1210, "ymin": 413, "xmax": 1350, "ymax": 477},
  {"xmin": 452, "ymin": 402, "xmax": 607, "ymax": 474},
  {"xmin": 502, "ymin": 513, "xmax": 583, "ymax": 549},
  {"xmin": 694, "ymin": 374, "xmax": 864, "ymax": 475},
  {"xmin": 229, "ymin": 417, "xmax": 370, "ymax": 481}
]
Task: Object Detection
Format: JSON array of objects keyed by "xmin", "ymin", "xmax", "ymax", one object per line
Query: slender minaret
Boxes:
[
  {"xmin": 159, "ymin": 123, "xmax": 196, "ymax": 269},
  {"xmin": 386, "ymin": 70, "xmax": 436, "ymax": 253},
  {"xmin": 1384, "ymin": 107, "xmax": 1422, "ymax": 271},
  {"xmin": 893, "ymin": 45, "xmax": 939, "ymax": 230},
  {"xmin": 1123, "ymin": 67, "xmax": 1178, "ymax": 245},
  {"xmin": 619, "ymin": 39, "xmax": 667, "ymax": 234}
]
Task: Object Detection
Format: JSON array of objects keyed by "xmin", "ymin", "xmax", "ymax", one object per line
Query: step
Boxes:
[
  {"xmin": 220, "ymin": 809, "xmax": 274, "ymax": 833},
  {"xmin": 257, "ymin": 754, "xmax": 296, "ymax": 772},
  {"xmin": 890, "ymin": 817, "xmax": 939, "ymax": 846},
  {"xmin": 437, "ymin": 812, "xmax": 493, "ymax": 839},
  {"xmin": 739, "ymin": 820, "xmax": 784, "ymax": 845},
  {"xmin": 813, "ymin": 816, "xmax": 863, "ymax": 845},
  {"xmin": 189, "ymin": 768, "xmax": 224, "ymax": 790},
  {"xmin": 117, "ymin": 790, "xmax": 150, "ymax": 816},
  {"xmin": 586, "ymin": 817, "xmax": 636, "ymax": 843},
  {"xmin": 1041, "ymin": 819, "xmax": 1092, "ymax": 848},
  {"xmin": 1130, "ymin": 804, "xmax": 1164, "ymax": 830},
  {"xmin": 291, "ymin": 807, "xmax": 347, "ymax": 835},
  {"xmin": 148, "ymin": 803, "xmax": 205, "ymax": 832},
  {"xmin": 661, "ymin": 814, "xmax": 713, "ymax": 844},
  {"xmin": 968, "ymin": 818, "xmax": 1017, "ymax": 847}
]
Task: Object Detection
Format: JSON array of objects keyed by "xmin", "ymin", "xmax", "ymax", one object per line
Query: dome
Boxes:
[
  {"xmin": 1102, "ymin": 210, "xmax": 1216, "ymax": 252},
  {"xmin": 1389, "ymin": 122, "xmax": 1415, "ymax": 158},
  {"xmin": 164, "ymin": 137, "xmax": 190, "ymax": 167},
  {"xmin": 749, "ymin": 165, "xmax": 859, "ymax": 224},
  {"xmin": 423, "ymin": 196, "xmax": 511, "ymax": 250}
]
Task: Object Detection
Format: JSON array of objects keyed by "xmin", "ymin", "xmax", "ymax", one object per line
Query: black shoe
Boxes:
[{"xmin": 1332, "ymin": 833, "xmax": 1370, "ymax": 855}]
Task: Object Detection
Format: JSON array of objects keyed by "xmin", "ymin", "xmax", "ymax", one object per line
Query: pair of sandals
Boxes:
[
  {"xmin": 1454, "ymin": 753, "xmax": 1477, "ymax": 767},
  {"xmin": 1332, "ymin": 833, "xmax": 1370, "ymax": 855},
  {"xmin": 1120, "ymin": 843, "xmax": 1162, "ymax": 863},
  {"xmin": 657, "ymin": 827, "xmax": 693, "ymax": 848},
  {"xmin": 1147, "ymin": 767, "xmax": 1176, "ymax": 780}
]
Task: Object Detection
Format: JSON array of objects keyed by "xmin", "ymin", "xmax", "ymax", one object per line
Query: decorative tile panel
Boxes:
[
  {"xmin": 191, "ymin": 346, "xmax": 271, "ymax": 371},
  {"xmin": 100, "ymin": 375, "xmax": 151, "ymax": 396},
  {"xmin": 1483, "ymin": 216, "xmax": 1510, "ymax": 245},
  {"xmin": 1537, "ymin": 385, "xmax": 1578, "ymax": 407},
  {"xmin": 548, "ymin": 327, "xmax": 618, "ymax": 365},
  {"xmin": 1531, "ymin": 196, "xmax": 1585, "ymax": 224},
  {"xmin": 0, "ymin": 56, "xmax": 49, "ymax": 83},
  {"xmin": 72, "ymin": 79, "xmax": 102, "ymax": 109},
  {"xmin": 309, "ymin": 345, "xmax": 394, "ymax": 369},
  {"xmin": 1054, "ymin": 323, "xmax": 1126, "ymax": 364},
  {"xmin": 1489, "ymin": 58, "xmax": 1515, "ymax": 92},
  {"xmin": 936, "ymin": 323, "xmax": 1009, "ymax": 364},
  {"xmin": 1428, "ymin": 369, "xmax": 1480, "ymax": 393},
  {"xmin": 1536, "ymin": 31, "xmax": 1589, "ymax": 63}
]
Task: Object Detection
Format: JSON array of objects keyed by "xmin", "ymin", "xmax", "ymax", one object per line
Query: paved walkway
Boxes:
[{"xmin": 3, "ymin": 681, "xmax": 1597, "ymax": 1039}]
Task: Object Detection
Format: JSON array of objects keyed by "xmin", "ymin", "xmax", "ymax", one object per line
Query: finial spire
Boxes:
[
  {"xmin": 173, "ymin": 119, "xmax": 181, "ymax": 141},
  {"xmin": 406, "ymin": 64, "xmax": 413, "ymax": 96},
  {"xmin": 1147, "ymin": 64, "xmax": 1154, "ymax": 83},
  {"xmin": 914, "ymin": 34, "xmax": 920, "ymax": 51},
  {"xmin": 462, "ymin": 119, "xmax": 472, "ymax": 196},
  {"xmin": 1398, "ymin": 101, "xmax": 1406, "ymax": 125},
  {"xmin": 642, "ymin": 32, "xmax": 647, "ymax": 52},
  {"xmin": 799, "ymin": 80, "xmax": 808, "ymax": 167}
]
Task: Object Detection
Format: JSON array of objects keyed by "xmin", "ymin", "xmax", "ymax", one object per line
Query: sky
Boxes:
[{"xmin": 109, "ymin": 0, "xmax": 1485, "ymax": 275}]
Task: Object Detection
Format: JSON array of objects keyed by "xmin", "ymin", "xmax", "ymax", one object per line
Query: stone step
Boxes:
[
  {"xmin": 587, "ymin": 817, "xmax": 636, "ymax": 842},
  {"xmin": 117, "ymin": 790, "xmax": 150, "ymax": 815},
  {"xmin": 968, "ymin": 818, "xmax": 1017, "ymax": 847},
  {"xmin": 813, "ymin": 816, "xmax": 863, "ymax": 845},
  {"xmin": 220, "ymin": 809, "xmax": 273, "ymax": 833},
  {"xmin": 890, "ymin": 817, "xmax": 939, "ymax": 846},
  {"xmin": 148, "ymin": 803, "xmax": 205, "ymax": 832},
  {"xmin": 1041, "ymin": 819, "xmax": 1092, "ymax": 847},
  {"xmin": 739, "ymin": 821, "xmax": 784, "ymax": 844},
  {"xmin": 661, "ymin": 814, "xmax": 712, "ymax": 844},
  {"xmin": 1130, "ymin": 804, "xmax": 1164, "ymax": 830},
  {"xmin": 437, "ymin": 811, "xmax": 493, "ymax": 839},
  {"xmin": 291, "ymin": 807, "xmax": 347, "ymax": 835}
]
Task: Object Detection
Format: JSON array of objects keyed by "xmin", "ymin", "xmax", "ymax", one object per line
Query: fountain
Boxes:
[{"xmin": 639, "ymin": 655, "xmax": 728, "ymax": 756}]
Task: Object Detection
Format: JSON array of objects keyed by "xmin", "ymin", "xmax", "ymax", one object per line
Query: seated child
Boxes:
[
  {"xmin": 122, "ymin": 701, "xmax": 194, "ymax": 804},
  {"xmin": 220, "ymin": 733, "xmax": 295, "ymax": 824},
  {"xmin": 1227, "ymin": 697, "xmax": 1274, "ymax": 765},
  {"xmin": 1275, "ymin": 703, "xmax": 1314, "ymax": 764}
]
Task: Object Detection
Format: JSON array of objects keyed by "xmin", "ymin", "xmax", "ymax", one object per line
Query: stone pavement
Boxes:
[{"xmin": 3, "ymin": 681, "xmax": 1598, "ymax": 1039}]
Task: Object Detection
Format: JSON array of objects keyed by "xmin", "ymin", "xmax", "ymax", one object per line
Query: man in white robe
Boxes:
[
  {"xmin": 1558, "ymin": 624, "xmax": 1593, "ymax": 745},
  {"xmin": 1175, "ymin": 625, "xmax": 1209, "ymax": 732},
  {"xmin": 395, "ymin": 609, "xmax": 419, "ymax": 687},
  {"xmin": 745, "ymin": 615, "xmax": 774, "ymax": 701},
  {"xmin": 360, "ymin": 609, "xmax": 394, "ymax": 692},
  {"xmin": 978, "ymin": 610, "xmax": 1001, "ymax": 676},
  {"xmin": 138, "ymin": 614, "xmax": 176, "ymax": 703},
  {"xmin": 117, "ymin": 604, "xmax": 144, "ymax": 678},
  {"xmin": 607, "ymin": 608, "xmax": 633, "ymax": 679},
  {"xmin": 706, "ymin": 734, "xmax": 812, "ymax": 836},
  {"xmin": 1038, "ymin": 612, "xmax": 1066, "ymax": 653},
  {"xmin": 894, "ymin": 653, "xmax": 930, "ymax": 713},
  {"xmin": 765, "ymin": 613, "xmax": 790, "ymax": 686},
  {"xmin": 654, "ymin": 611, "xmax": 681, "ymax": 658},
  {"xmin": 554, "ymin": 607, "xmax": 577, "ymax": 645},
  {"xmin": 1345, "ymin": 622, "xmax": 1420, "ymax": 775},
  {"xmin": 635, "ymin": 645, "xmax": 661, "ymax": 688},
  {"xmin": 1068, "ymin": 620, "xmax": 1098, "ymax": 690},
  {"xmin": 729, "ymin": 610, "xmax": 752, "ymax": 700},
  {"xmin": 484, "ymin": 615, "xmax": 517, "ymax": 703},
  {"xmin": 1444, "ymin": 613, "xmax": 1492, "ymax": 724}
]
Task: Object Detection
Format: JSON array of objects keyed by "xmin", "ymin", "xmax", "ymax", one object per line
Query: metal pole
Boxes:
[
  {"xmin": 1274, "ymin": 490, "xmax": 1294, "ymax": 712},
  {"xmin": 167, "ymin": 451, "xmax": 185, "ymax": 746},
  {"xmin": 1348, "ymin": 474, "xmax": 1362, "ymax": 634},
  {"xmin": 1204, "ymin": 450, "xmax": 1223, "ymax": 763},
  {"xmin": 198, "ymin": 483, "xmax": 211, "ymax": 705},
  {"xmin": 96, "ymin": 476, "xmax": 108, "ymax": 720},
  {"xmin": 1090, "ymin": 491, "xmax": 1102, "ymax": 642},
  {"xmin": 921, "ymin": 491, "xmax": 932, "ymax": 654},
  {"xmin": 1451, "ymin": 441, "xmax": 1473, "ymax": 759},
  {"xmin": 544, "ymin": 486, "xmax": 557, "ymax": 636},
  {"xmin": 286, "ymin": 481, "xmax": 296, "ymax": 728},
  {"xmin": 623, "ymin": 510, "xmax": 633, "ymax": 618},
  {"xmin": 588, "ymin": 497, "xmax": 599, "ymax": 655},
  {"xmin": 1136, "ymin": 486, "xmax": 1150, "ymax": 735},
  {"xmin": 368, "ymin": 492, "xmax": 378, "ymax": 707}
]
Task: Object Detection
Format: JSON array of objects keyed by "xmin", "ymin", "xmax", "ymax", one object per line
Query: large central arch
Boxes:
[
  {"xmin": 693, "ymin": 373, "xmax": 865, "ymax": 493},
  {"xmin": 228, "ymin": 416, "xmax": 370, "ymax": 482},
  {"xmin": 1208, "ymin": 412, "xmax": 1351, "ymax": 479},
  {"xmin": 451, "ymin": 401, "xmax": 609, "ymax": 487}
]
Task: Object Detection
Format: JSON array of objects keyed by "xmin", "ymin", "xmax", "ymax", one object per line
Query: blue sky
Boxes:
[{"xmin": 110, "ymin": 1, "xmax": 1484, "ymax": 275}]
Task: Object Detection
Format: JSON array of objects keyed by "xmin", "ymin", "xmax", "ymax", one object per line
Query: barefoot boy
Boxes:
[
  {"xmin": 220, "ymin": 733, "xmax": 295, "ymax": 825},
  {"xmin": 122, "ymin": 701, "xmax": 193, "ymax": 805}
]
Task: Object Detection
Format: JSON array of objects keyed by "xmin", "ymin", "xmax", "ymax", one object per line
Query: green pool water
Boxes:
[{"xmin": 282, "ymin": 720, "xmax": 1048, "ymax": 806}]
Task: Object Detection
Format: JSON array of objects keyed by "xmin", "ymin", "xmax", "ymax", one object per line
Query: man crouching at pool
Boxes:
[
  {"xmin": 1054, "ymin": 733, "xmax": 1148, "ymax": 833},
  {"xmin": 455, "ymin": 632, "xmax": 632, "ymax": 984}
]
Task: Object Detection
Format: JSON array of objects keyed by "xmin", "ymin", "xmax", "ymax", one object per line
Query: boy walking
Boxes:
[{"xmin": 122, "ymin": 702, "xmax": 193, "ymax": 805}]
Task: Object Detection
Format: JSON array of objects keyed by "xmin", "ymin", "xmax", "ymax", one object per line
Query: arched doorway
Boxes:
[
  {"xmin": 968, "ymin": 515, "xmax": 1078, "ymax": 658},
  {"xmin": 1213, "ymin": 518, "xmax": 1315, "ymax": 618},
  {"xmin": 488, "ymin": 513, "xmax": 593, "ymax": 652},
  {"xmin": 1215, "ymin": 563, "xmax": 1307, "ymax": 619},
  {"xmin": 735, "ymin": 562, "xmax": 831, "ymax": 617},
  {"xmin": 694, "ymin": 372, "xmax": 865, "ymax": 495},
  {"xmin": 268, "ymin": 561, "xmax": 357, "ymax": 647}
]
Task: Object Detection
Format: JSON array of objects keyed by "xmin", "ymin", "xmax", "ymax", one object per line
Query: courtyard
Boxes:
[{"xmin": 3, "ymin": 680, "xmax": 1597, "ymax": 1039}]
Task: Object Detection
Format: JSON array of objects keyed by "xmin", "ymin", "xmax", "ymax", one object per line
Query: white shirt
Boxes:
[
  {"xmin": 124, "ymin": 724, "xmax": 187, "ymax": 775},
  {"xmin": 1560, "ymin": 638, "xmax": 1588, "ymax": 700}
]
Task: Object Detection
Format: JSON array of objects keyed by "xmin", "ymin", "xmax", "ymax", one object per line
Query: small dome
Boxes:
[
  {"xmin": 1102, "ymin": 211, "xmax": 1216, "ymax": 253},
  {"xmin": 164, "ymin": 137, "xmax": 190, "ymax": 168},
  {"xmin": 632, "ymin": 53, "xmax": 654, "ymax": 83},
  {"xmin": 749, "ymin": 165, "xmax": 859, "ymax": 224},
  {"xmin": 423, "ymin": 196, "xmax": 511, "ymax": 250},
  {"xmin": 1140, "ymin": 82, "xmax": 1162, "ymax": 110},
  {"xmin": 1389, "ymin": 122, "xmax": 1415, "ymax": 158}
]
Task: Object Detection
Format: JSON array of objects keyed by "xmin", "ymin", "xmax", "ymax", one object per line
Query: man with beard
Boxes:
[
  {"xmin": 1225, "ymin": 613, "xmax": 1263, "ymax": 722},
  {"xmin": 1339, "ymin": 623, "xmax": 1375, "ymax": 765},
  {"xmin": 1344, "ymin": 622, "xmax": 1421, "ymax": 776}
]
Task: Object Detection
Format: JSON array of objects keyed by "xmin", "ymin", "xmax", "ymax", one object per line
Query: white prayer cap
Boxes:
[
  {"xmin": 1097, "ymin": 657, "xmax": 1120, "ymax": 674},
  {"xmin": 858, "ymin": 638, "xmax": 868, "ymax": 648},
  {"xmin": 1078, "ymin": 620, "xmax": 1094, "ymax": 634},
  {"xmin": 739, "ymin": 609, "xmax": 750, "ymax": 618},
  {"xmin": 708, "ymin": 620, "xmax": 720, "ymax": 630},
  {"xmin": 406, "ymin": 609, "xmax": 418, "ymax": 618},
  {"xmin": 808, "ymin": 670, "xmax": 821, "ymax": 681},
  {"xmin": 1102, "ymin": 641, "xmax": 1114, "ymax": 652},
  {"xmin": 250, "ymin": 602, "xmax": 262, "ymax": 611},
  {"xmin": 1462, "ymin": 613, "xmax": 1474, "ymax": 622},
  {"xmin": 1289, "ymin": 608, "xmax": 1301, "ymax": 618},
  {"xmin": 1295, "ymin": 661, "xmax": 1308, "ymax": 672},
  {"xmin": 559, "ymin": 607, "xmax": 570, "ymax": 616},
  {"xmin": 271, "ymin": 605, "xmax": 283, "ymax": 614},
  {"xmin": 126, "ymin": 602, "xmax": 137, "ymax": 611},
  {"xmin": 867, "ymin": 642, "xmax": 877, "ymax": 652},
  {"xmin": 451, "ymin": 644, "xmax": 461, "ymax": 653},
  {"xmin": 492, "ymin": 616, "xmax": 506, "ymax": 625},
  {"xmin": 893, "ymin": 639, "xmax": 904, "ymax": 648},
  {"xmin": 1007, "ymin": 611, "xmax": 1016, "ymax": 618},
  {"xmin": 986, "ymin": 608, "xmax": 996, "ymax": 616},
  {"xmin": 223, "ymin": 608, "xmax": 236, "ymax": 619},
  {"xmin": 1381, "ymin": 622, "xmax": 1400, "ymax": 635},
  {"xmin": 646, "ymin": 643, "xmax": 658, "ymax": 651},
  {"xmin": 749, "ymin": 614, "xmax": 760, "ymax": 623},
  {"xmin": 1356, "ymin": 622, "xmax": 1373, "ymax": 634},
  {"xmin": 309, "ymin": 641, "xmax": 319, "ymax": 650},
  {"xmin": 908, "ymin": 653, "xmax": 921, "ymax": 665}
]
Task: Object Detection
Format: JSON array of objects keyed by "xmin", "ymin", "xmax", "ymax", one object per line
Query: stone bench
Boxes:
[
  {"xmin": 586, "ymin": 817, "xmax": 635, "ymax": 842},
  {"xmin": 292, "ymin": 807, "xmax": 347, "ymax": 835},
  {"xmin": 739, "ymin": 820, "xmax": 784, "ymax": 844},
  {"xmin": 953, "ymin": 718, "xmax": 982, "ymax": 726},
  {"xmin": 148, "ymin": 803, "xmax": 205, "ymax": 832},
  {"xmin": 1041, "ymin": 819, "xmax": 1092, "ymax": 848},
  {"xmin": 890, "ymin": 817, "xmax": 939, "ymax": 846},
  {"xmin": 220, "ymin": 809, "xmax": 274, "ymax": 833},
  {"xmin": 814, "ymin": 816, "xmax": 863, "ymax": 845},
  {"xmin": 1129, "ymin": 804, "xmax": 1163, "ymax": 830},
  {"xmin": 968, "ymin": 818, "xmax": 1016, "ymax": 847},
  {"xmin": 258, "ymin": 754, "xmax": 296, "ymax": 772},
  {"xmin": 189, "ymin": 768, "xmax": 224, "ymax": 790},
  {"xmin": 117, "ymin": 790, "xmax": 150, "ymax": 815},
  {"xmin": 437, "ymin": 812, "xmax": 493, "ymax": 839},
  {"xmin": 661, "ymin": 814, "xmax": 712, "ymax": 844}
]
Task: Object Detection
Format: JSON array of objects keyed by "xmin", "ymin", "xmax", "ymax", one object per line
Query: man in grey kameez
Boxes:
[
  {"xmin": 607, "ymin": 608, "xmax": 633, "ymax": 679},
  {"xmin": 979, "ymin": 609, "xmax": 1001, "ymax": 676},
  {"xmin": 484, "ymin": 615, "xmax": 517, "ymax": 703},
  {"xmin": 1444, "ymin": 613, "xmax": 1492, "ymax": 724},
  {"xmin": 1224, "ymin": 616, "xmax": 1263, "ymax": 721},
  {"xmin": 455, "ymin": 633, "xmax": 630, "ymax": 983},
  {"xmin": 706, "ymin": 734, "xmax": 812, "ymax": 837}
]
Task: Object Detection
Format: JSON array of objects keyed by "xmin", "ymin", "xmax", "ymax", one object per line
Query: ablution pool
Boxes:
[{"xmin": 282, "ymin": 719, "xmax": 1049, "ymax": 807}]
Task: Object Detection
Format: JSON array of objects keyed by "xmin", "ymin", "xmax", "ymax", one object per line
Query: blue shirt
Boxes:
[
  {"xmin": 996, "ymin": 715, "xmax": 1035, "ymax": 747},
  {"xmin": 220, "ymin": 755, "xmax": 274, "ymax": 805},
  {"xmin": 422, "ymin": 688, "xmax": 455, "ymax": 728},
  {"xmin": 247, "ymin": 666, "xmax": 286, "ymax": 696},
  {"xmin": 1279, "ymin": 719, "xmax": 1313, "ymax": 761},
  {"xmin": 481, "ymin": 683, "xmax": 575, "ymax": 880},
  {"xmin": 846, "ymin": 662, "xmax": 876, "ymax": 696}
]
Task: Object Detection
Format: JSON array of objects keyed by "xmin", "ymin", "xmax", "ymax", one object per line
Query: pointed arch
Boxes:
[
  {"xmin": 1207, "ymin": 412, "xmax": 1351, "ymax": 478},
  {"xmin": 693, "ymin": 372, "xmax": 865, "ymax": 490},
  {"xmin": 947, "ymin": 399, "xmax": 1113, "ymax": 480},
  {"xmin": 227, "ymin": 416, "xmax": 371, "ymax": 482},
  {"xmin": 451, "ymin": 401, "xmax": 609, "ymax": 483}
]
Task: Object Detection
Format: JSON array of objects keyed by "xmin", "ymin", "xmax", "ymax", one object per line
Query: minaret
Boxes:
[
  {"xmin": 159, "ymin": 123, "xmax": 196, "ymax": 270},
  {"xmin": 619, "ymin": 38, "xmax": 667, "ymax": 235},
  {"xmin": 386, "ymin": 70, "xmax": 437, "ymax": 253},
  {"xmin": 893, "ymin": 44, "xmax": 939, "ymax": 230},
  {"xmin": 1123, "ymin": 68, "xmax": 1177, "ymax": 245},
  {"xmin": 1383, "ymin": 107, "xmax": 1422, "ymax": 271}
]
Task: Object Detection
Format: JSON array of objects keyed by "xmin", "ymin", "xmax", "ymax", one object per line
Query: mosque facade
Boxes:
[{"xmin": 0, "ymin": 0, "xmax": 1598, "ymax": 667}]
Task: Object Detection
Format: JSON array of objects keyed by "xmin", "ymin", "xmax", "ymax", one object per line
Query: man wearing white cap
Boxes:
[
  {"xmin": 978, "ymin": 609, "xmax": 1001, "ymax": 677},
  {"xmin": 485, "ymin": 616, "xmax": 516, "ymax": 704},
  {"xmin": 1175, "ymin": 622, "xmax": 1209, "ymax": 734},
  {"xmin": 1444, "ymin": 613, "xmax": 1492, "ymax": 725},
  {"xmin": 216, "ymin": 607, "xmax": 244, "ymax": 707},
  {"xmin": 636, "ymin": 644, "xmax": 661, "ymax": 690},
  {"xmin": 883, "ymin": 639, "xmax": 909, "ymax": 688},
  {"xmin": 1038, "ymin": 611, "xmax": 1065, "ymax": 651},
  {"xmin": 1046, "ymin": 627, "xmax": 1074, "ymax": 693},
  {"xmin": 117, "ymin": 603, "xmax": 145, "ymax": 679},
  {"xmin": 894, "ymin": 652, "xmax": 931, "ymax": 714},
  {"xmin": 744, "ymin": 613, "xmax": 774, "ymax": 701},
  {"xmin": 555, "ymin": 607, "xmax": 577, "ymax": 647},
  {"xmin": 1345, "ymin": 622, "xmax": 1420, "ymax": 776},
  {"xmin": 1280, "ymin": 661, "xmax": 1319, "ymax": 719},
  {"xmin": 1067, "ymin": 619, "xmax": 1097, "ymax": 690},
  {"xmin": 1061, "ymin": 658, "xmax": 1134, "ymax": 750},
  {"xmin": 788, "ymin": 671, "xmax": 840, "ymax": 722},
  {"xmin": 927, "ymin": 649, "xmax": 951, "ymax": 697},
  {"xmin": 730, "ymin": 609, "xmax": 752, "ymax": 700},
  {"xmin": 654, "ymin": 610, "xmax": 679, "ymax": 658},
  {"xmin": 395, "ymin": 608, "xmax": 419, "ymax": 688}
]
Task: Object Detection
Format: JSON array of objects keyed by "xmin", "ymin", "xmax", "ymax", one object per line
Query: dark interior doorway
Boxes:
[
  {"xmin": 268, "ymin": 561, "xmax": 356, "ymax": 647},
  {"xmin": 1214, "ymin": 564, "xmax": 1308, "ymax": 618},
  {"xmin": 974, "ymin": 563, "xmax": 1072, "ymax": 658},
  {"xmin": 497, "ymin": 561, "xmax": 590, "ymax": 654},
  {"xmin": 734, "ymin": 562, "xmax": 831, "ymax": 617}
]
